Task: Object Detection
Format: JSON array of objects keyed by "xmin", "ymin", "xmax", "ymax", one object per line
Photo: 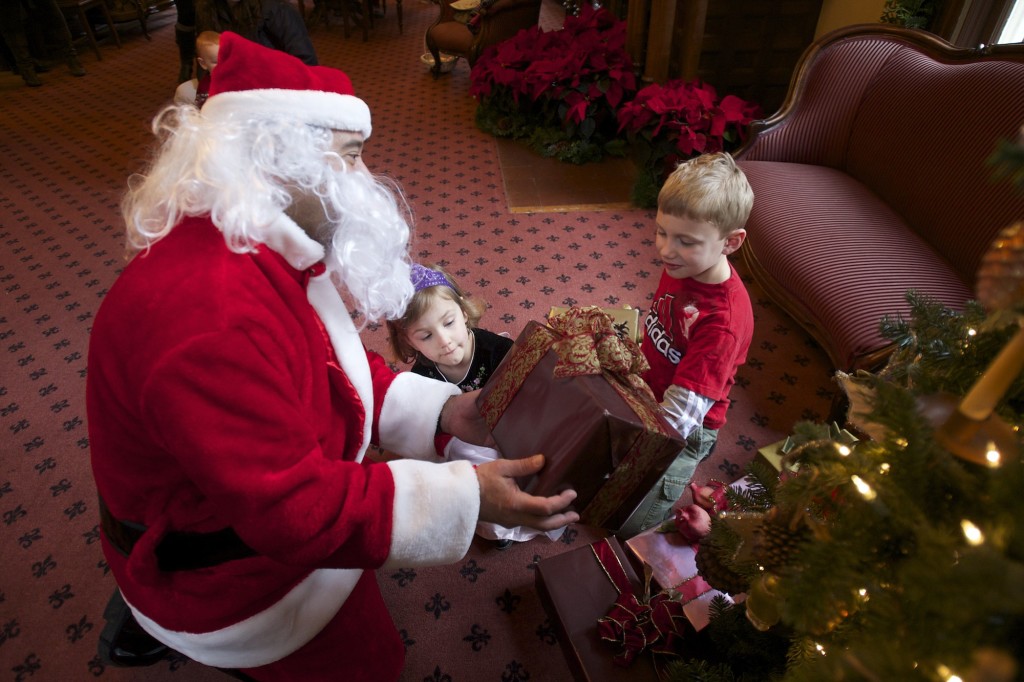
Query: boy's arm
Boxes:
[{"xmin": 661, "ymin": 384, "xmax": 714, "ymax": 439}]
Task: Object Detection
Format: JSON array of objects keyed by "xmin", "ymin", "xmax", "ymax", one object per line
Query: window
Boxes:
[
  {"xmin": 934, "ymin": 0, "xmax": 1022, "ymax": 47},
  {"xmin": 997, "ymin": 0, "xmax": 1024, "ymax": 42}
]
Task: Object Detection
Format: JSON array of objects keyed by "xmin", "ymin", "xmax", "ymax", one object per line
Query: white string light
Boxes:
[
  {"xmin": 961, "ymin": 519, "xmax": 984, "ymax": 546},
  {"xmin": 851, "ymin": 475, "xmax": 876, "ymax": 500},
  {"xmin": 985, "ymin": 441, "xmax": 1002, "ymax": 467}
]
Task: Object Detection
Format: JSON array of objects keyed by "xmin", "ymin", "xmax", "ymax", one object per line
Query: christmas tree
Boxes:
[{"xmin": 667, "ymin": 135, "xmax": 1024, "ymax": 682}]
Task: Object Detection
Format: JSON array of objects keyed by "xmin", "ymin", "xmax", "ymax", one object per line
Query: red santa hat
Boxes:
[{"xmin": 203, "ymin": 32, "xmax": 371, "ymax": 139}]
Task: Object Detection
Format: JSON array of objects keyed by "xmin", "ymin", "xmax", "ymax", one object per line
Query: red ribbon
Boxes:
[{"xmin": 591, "ymin": 539, "xmax": 687, "ymax": 666}]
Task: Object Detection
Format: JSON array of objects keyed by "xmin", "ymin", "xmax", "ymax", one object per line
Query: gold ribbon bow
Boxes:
[{"xmin": 548, "ymin": 306, "xmax": 652, "ymax": 398}]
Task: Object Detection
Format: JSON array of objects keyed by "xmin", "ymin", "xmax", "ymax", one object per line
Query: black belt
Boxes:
[{"xmin": 98, "ymin": 496, "xmax": 258, "ymax": 572}]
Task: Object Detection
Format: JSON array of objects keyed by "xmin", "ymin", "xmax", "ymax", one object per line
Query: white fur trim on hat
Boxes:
[{"xmin": 202, "ymin": 89, "xmax": 372, "ymax": 139}]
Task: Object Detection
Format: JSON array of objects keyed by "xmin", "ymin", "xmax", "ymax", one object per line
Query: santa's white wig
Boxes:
[{"xmin": 120, "ymin": 32, "xmax": 414, "ymax": 323}]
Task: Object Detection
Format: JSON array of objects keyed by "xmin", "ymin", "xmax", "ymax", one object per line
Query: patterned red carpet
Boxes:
[{"xmin": 0, "ymin": 4, "xmax": 835, "ymax": 681}]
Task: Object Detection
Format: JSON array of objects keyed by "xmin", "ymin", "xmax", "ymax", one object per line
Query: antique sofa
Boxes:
[{"xmin": 735, "ymin": 24, "xmax": 1024, "ymax": 371}]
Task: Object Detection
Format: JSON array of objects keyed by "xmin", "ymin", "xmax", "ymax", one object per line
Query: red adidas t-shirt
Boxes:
[{"xmin": 641, "ymin": 264, "xmax": 753, "ymax": 430}]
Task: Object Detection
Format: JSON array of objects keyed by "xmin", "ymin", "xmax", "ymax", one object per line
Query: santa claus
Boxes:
[{"xmin": 87, "ymin": 32, "xmax": 578, "ymax": 681}]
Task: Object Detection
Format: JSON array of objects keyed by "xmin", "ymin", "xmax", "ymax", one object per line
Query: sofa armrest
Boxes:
[{"xmin": 736, "ymin": 24, "xmax": 932, "ymax": 168}]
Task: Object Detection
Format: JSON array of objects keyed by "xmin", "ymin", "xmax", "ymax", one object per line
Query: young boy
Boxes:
[
  {"xmin": 618, "ymin": 152, "xmax": 755, "ymax": 538},
  {"xmin": 173, "ymin": 31, "xmax": 220, "ymax": 108}
]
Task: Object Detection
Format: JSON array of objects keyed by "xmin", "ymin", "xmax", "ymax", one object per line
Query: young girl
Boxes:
[{"xmin": 387, "ymin": 263, "xmax": 563, "ymax": 547}]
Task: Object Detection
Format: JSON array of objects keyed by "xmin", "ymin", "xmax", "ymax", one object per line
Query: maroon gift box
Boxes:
[
  {"xmin": 536, "ymin": 536, "xmax": 660, "ymax": 682},
  {"xmin": 478, "ymin": 310, "xmax": 684, "ymax": 530}
]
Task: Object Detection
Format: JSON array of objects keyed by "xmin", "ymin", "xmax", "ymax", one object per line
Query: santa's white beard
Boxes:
[{"xmin": 316, "ymin": 168, "xmax": 414, "ymax": 324}]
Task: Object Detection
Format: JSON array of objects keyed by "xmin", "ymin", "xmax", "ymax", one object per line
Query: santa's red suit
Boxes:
[{"xmin": 87, "ymin": 209, "xmax": 480, "ymax": 680}]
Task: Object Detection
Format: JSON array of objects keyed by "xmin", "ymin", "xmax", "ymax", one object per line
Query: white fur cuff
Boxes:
[
  {"xmin": 384, "ymin": 459, "xmax": 479, "ymax": 567},
  {"xmin": 378, "ymin": 373, "xmax": 460, "ymax": 460}
]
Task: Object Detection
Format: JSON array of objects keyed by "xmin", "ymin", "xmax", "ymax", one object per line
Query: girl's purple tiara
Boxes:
[{"xmin": 410, "ymin": 263, "xmax": 453, "ymax": 292}]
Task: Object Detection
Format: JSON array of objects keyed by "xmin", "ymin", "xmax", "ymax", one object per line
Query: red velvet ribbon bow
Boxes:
[{"xmin": 592, "ymin": 539, "xmax": 687, "ymax": 666}]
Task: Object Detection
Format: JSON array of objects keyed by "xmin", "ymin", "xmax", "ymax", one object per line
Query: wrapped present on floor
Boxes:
[
  {"xmin": 625, "ymin": 477, "xmax": 753, "ymax": 632},
  {"xmin": 535, "ymin": 536, "xmax": 663, "ymax": 681},
  {"xmin": 626, "ymin": 524, "xmax": 737, "ymax": 632},
  {"xmin": 755, "ymin": 423, "xmax": 857, "ymax": 473},
  {"xmin": 754, "ymin": 437, "xmax": 794, "ymax": 474},
  {"xmin": 478, "ymin": 306, "xmax": 685, "ymax": 530}
]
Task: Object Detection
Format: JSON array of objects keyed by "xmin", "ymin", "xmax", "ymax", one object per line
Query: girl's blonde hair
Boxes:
[{"xmin": 386, "ymin": 264, "xmax": 487, "ymax": 364}]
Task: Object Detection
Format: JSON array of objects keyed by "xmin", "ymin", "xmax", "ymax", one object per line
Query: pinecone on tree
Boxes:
[
  {"xmin": 695, "ymin": 535, "xmax": 751, "ymax": 595},
  {"xmin": 752, "ymin": 507, "xmax": 811, "ymax": 573}
]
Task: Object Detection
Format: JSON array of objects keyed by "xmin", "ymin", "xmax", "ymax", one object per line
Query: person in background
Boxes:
[
  {"xmin": 386, "ymin": 263, "xmax": 564, "ymax": 549},
  {"xmin": 617, "ymin": 152, "xmax": 755, "ymax": 538},
  {"xmin": 173, "ymin": 30, "xmax": 220, "ymax": 107},
  {"xmin": 0, "ymin": 0, "xmax": 85, "ymax": 87},
  {"xmin": 175, "ymin": 0, "xmax": 197, "ymax": 83},
  {"xmin": 89, "ymin": 32, "xmax": 577, "ymax": 681},
  {"xmin": 197, "ymin": 0, "xmax": 317, "ymax": 65}
]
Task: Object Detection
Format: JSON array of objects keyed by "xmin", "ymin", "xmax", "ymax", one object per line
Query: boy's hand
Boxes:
[
  {"xmin": 476, "ymin": 455, "xmax": 579, "ymax": 531},
  {"xmin": 438, "ymin": 391, "xmax": 494, "ymax": 447}
]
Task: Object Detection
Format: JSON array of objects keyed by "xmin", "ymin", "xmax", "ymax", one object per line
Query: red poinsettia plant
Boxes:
[
  {"xmin": 470, "ymin": 5, "xmax": 637, "ymax": 163},
  {"xmin": 469, "ymin": 8, "xmax": 761, "ymax": 203},
  {"xmin": 617, "ymin": 79, "xmax": 761, "ymax": 206}
]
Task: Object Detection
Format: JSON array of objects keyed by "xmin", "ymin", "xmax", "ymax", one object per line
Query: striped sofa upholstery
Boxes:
[{"xmin": 735, "ymin": 24, "xmax": 1024, "ymax": 371}]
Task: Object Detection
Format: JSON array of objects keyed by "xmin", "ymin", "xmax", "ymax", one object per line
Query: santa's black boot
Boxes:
[{"xmin": 98, "ymin": 589, "xmax": 169, "ymax": 667}]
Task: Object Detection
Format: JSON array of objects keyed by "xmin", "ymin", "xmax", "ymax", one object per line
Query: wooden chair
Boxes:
[
  {"xmin": 103, "ymin": 0, "xmax": 177, "ymax": 41},
  {"xmin": 57, "ymin": 0, "xmax": 121, "ymax": 60},
  {"xmin": 306, "ymin": 0, "xmax": 402, "ymax": 41},
  {"xmin": 424, "ymin": 0, "xmax": 541, "ymax": 78}
]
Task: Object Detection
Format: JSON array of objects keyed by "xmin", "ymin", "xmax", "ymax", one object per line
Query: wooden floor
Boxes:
[{"xmin": 496, "ymin": 137, "xmax": 637, "ymax": 213}]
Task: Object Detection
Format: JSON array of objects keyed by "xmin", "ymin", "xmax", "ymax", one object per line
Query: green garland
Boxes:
[{"xmin": 879, "ymin": 291, "xmax": 1024, "ymax": 422}]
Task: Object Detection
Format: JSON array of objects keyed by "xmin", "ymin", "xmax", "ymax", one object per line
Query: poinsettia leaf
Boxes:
[
  {"xmin": 604, "ymin": 138, "xmax": 628, "ymax": 156},
  {"xmin": 580, "ymin": 115, "xmax": 596, "ymax": 139},
  {"xmin": 719, "ymin": 94, "xmax": 751, "ymax": 123},
  {"xmin": 708, "ymin": 109, "xmax": 727, "ymax": 137}
]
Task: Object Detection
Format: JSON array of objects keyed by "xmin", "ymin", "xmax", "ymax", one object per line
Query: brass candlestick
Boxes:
[{"xmin": 932, "ymin": 222, "xmax": 1024, "ymax": 465}]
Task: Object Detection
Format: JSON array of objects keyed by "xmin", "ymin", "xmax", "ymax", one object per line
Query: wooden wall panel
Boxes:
[
  {"xmin": 685, "ymin": 0, "xmax": 823, "ymax": 113},
  {"xmin": 626, "ymin": 0, "xmax": 822, "ymax": 115}
]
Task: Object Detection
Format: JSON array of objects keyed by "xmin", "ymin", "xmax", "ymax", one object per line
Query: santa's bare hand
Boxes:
[{"xmin": 476, "ymin": 455, "xmax": 579, "ymax": 531}]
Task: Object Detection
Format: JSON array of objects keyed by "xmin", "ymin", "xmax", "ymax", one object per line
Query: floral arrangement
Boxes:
[
  {"xmin": 470, "ymin": 6, "xmax": 761, "ymax": 205},
  {"xmin": 617, "ymin": 80, "xmax": 761, "ymax": 207},
  {"xmin": 470, "ymin": 4, "xmax": 637, "ymax": 164}
]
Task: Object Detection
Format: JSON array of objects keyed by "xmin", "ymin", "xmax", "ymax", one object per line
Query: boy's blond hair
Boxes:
[{"xmin": 657, "ymin": 152, "xmax": 754, "ymax": 236}]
